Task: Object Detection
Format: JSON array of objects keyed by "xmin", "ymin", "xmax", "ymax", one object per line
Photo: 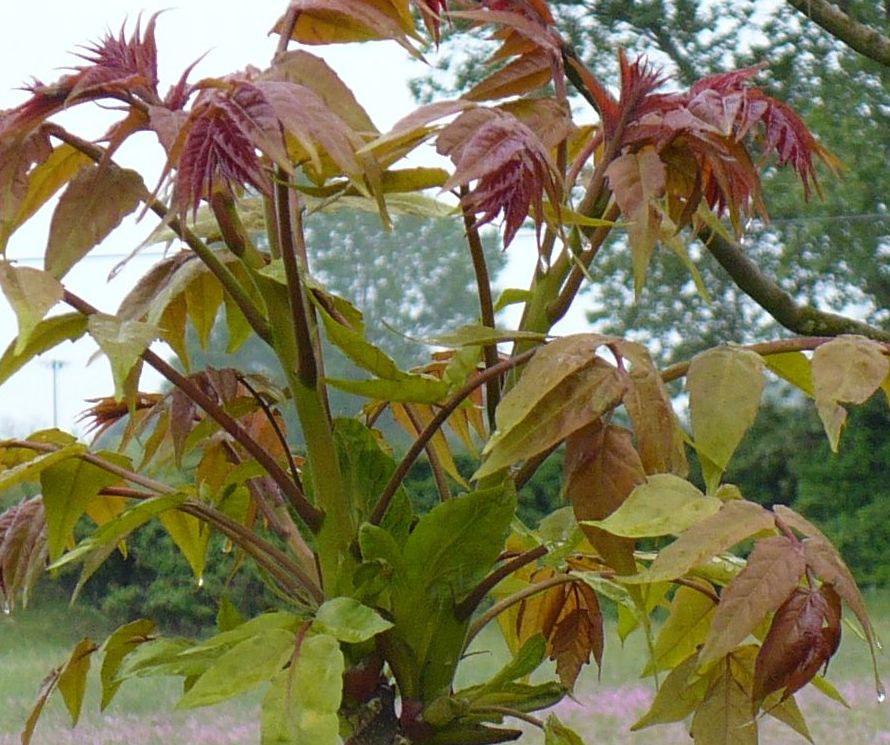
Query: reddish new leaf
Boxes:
[
  {"xmin": 0, "ymin": 16, "xmax": 161, "ymax": 144},
  {"xmin": 753, "ymin": 586, "xmax": 842, "ymax": 705},
  {"xmin": 414, "ymin": 0, "xmax": 448, "ymax": 44},
  {"xmin": 0, "ymin": 496, "xmax": 48, "ymax": 611},
  {"xmin": 68, "ymin": 14, "xmax": 160, "ymax": 102},
  {"xmin": 464, "ymin": 48, "xmax": 553, "ymax": 102},
  {"xmin": 170, "ymin": 83, "xmax": 279, "ymax": 216},
  {"xmin": 605, "ymin": 146, "xmax": 666, "ymax": 295},
  {"xmin": 441, "ymin": 113, "xmax": 560, "ymax": 247},
  {"xmin": 513, "ymin": 570, "xmax": 604, "ymax": 690}
]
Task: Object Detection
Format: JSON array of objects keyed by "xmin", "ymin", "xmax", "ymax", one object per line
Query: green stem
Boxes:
[{"xmin": 272, "ymin": 174, "xmax": 354, "ymax": 592}]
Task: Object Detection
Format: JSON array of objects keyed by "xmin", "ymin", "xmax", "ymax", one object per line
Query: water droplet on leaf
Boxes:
[
  {"xmin": 2, "ymin": 602, "xmax": 10, "ymax": 615},
  {"xmin": 878, "ymin": 686, "xmax": 886, "ymax": 704},
  {"xmin": 197, "ymin": 576, "xmax": 204, "ymax": 588}
]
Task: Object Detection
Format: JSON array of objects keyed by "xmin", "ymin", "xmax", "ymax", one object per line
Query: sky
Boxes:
[{"xmin": 0, "ymin": 1, "xmax": 589, "ymax": 436}]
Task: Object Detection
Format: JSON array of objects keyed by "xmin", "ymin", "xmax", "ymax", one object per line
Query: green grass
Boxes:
[{"xmin": 1, "ymin": 591, "xmax": 888, "ymax": 744}]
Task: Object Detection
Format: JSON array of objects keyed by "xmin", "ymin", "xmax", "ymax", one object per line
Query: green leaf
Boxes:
[
  {"xmin": 0, "ymin": 143, "xmax": 92, "ymax": 252},
  {"xmin": 57, "ymin": 638, "xmax": 97, "ymax": 726},
  {"xmin": 261, "ymin": 633, "xmax": 344, "ymax": 745},
  {"xmin": 115, "ymin": 637, "xmax": 202, "ymax": 680},
  {"xmin": 698, "ymin": 536, "xmax": 806, "ymax": 667},
  {"xmin": 50, "ymin": 494, "xmax": 187, "ymax": 598},
  {"xmin": 312, "ymin": 597, "xmax": 393, "ymax": 643},
  {"xmin": 99, "ymin": 619, "xmax": 157, "ymax": 710},
  {"xmin": 88, "ymin": 313, "xmax": 158, "ymax": 400},
  {"xmin": 45, "ymin": 164, "xmax": 146, "ymax": 279},
  {"xmin": 763, "ymin": 351, "xmax": 814, "ymax": 398},
  {"xmin": 632, "ymin": 653, "xmax": 708, "ymax": 730},
  {"xmin": 627, "ymin": 500, "xmax": 775, "ymax": 584},
  {"xmin": 329, "ymin": 418, "xmax": 413, "ymax": 543},
  {"xmin": 178, "ymin": 626, "xmax": 296, "ymax": 709},
  {"xmin": 0, "ymin": 313, "xmax": 89, "ymax": 386},
  {"xmin": 184, "ymin": 270, "xmax": 224, "ymax": 349},
  {"xmin": 0, "ymin": 263, "xmax": 64, "ymax": 353},
  {"xmin": 690, "ymin": 658, "xmax": 757, "ymax": 745},
  {"xmin": 394, "ymin": 484, "xmax": 517, "ymax": 699},
  {"xmin": 476, "ymin": 336, "xmax": 626, "ymax": 479},
  {"xmin": 643, "ymin": 586, "xmax": 716, "ymax": 676},
  {"xmin": 811, "ymin": 335, "xmax": 890, "ymax": 451},
  {"xmin": 327, "ymin": 375, "xmax": 449, "ymax": 403},
  {"xmin": 687, "ymin": 346, "xmax": 765, "ymax": 493},
  {"xmin": 583, "ymin": 474, "xmax": 722, "ymax": 538},
  {"xmin": 40, "ymin": 451, "xmax": 128, "ymax": 562},
  {"xmin": 479, "ymin": 634, "xmax": 548, "ymax": 693},
  {"xmin": 0, "ymin": 443, "xmax": 85, "ymax": 492},
  {"xmin": 181, "ymin": 612, "xmax": 303, "ymax": 658},
  {"xmin": 544, "ymin": 714, "xmax": 587, "ymax": 745},
  {"xmin": 424, "ymin": 324, "xmax": 547, "ymax": 348},
  {"xmin": 159, "ymin": 510, "xmax": 209, "ymax": 582},
  {"xmin": 493, "ymin": 287, "xmax": 533, "ymax": 313}
]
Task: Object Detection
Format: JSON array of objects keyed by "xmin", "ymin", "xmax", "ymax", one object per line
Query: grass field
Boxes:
[{"xmin": 1, "ymin": 591, "xmax": 887, "ymax": 744}]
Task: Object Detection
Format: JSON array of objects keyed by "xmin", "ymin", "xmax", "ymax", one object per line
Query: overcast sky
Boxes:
[{"xmin": 0, "ymin": 1, "xmax": 587, "ymax": 436}]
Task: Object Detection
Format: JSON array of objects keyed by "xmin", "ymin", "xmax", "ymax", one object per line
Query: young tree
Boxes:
[{"xmin": 0, "ymin": 3, "xmax": 886, "ymax": 744}]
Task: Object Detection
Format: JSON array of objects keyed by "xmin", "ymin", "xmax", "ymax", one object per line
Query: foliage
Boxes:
[{"xmin": 0, "ymin": 3, "xmax": 888, "ymax": 745}]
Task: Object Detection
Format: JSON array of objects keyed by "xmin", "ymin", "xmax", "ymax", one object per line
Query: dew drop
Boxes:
[
  {"xmin": 878, "ymin": 686, "xmax": 886, "ymax": 704},
  {"xmin": 2, "ymin": 602, "xmax": 10, "ymax": 615},
  {"xmin": 196, "ymin": 575, "xmax": 204, "ymax": 589}
]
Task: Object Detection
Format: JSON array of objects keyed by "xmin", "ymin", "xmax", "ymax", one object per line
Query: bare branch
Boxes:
[
  {"xmin": 786, "ymin": 0, "xmax": 890, "ymax": 68},
  {"xmin": 704, "ymin": 231, "xmax": 890, "ymax": 342}
]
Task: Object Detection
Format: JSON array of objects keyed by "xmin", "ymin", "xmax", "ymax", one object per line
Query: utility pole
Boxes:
[{"xmin": 44, "ymin": 359, "xmax": 67, "ymax": 428}]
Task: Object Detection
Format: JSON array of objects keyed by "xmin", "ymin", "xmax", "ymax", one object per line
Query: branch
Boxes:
[
  {"xmin": 460, "ymin": 186, "xmax": 501, "ymax": 431},
  {"xmin": 11, "ymin": 439, "xmax": 323, "ymax": 603},
  {"xmin": 704, "ymin": 231, "xmax": 890, "ymax": 342},
  {"xmin": 402, "ymin": 405, "xmax": 452, "ymax": 503},
  {"xmin": 786, "ymin": 0, "xmax": 890, "ymax": 68},
  {"xmin": 370, "ymin": 348, "xmax": 539, "ymax": 526},
  {"xmin": 464, "ymin": 574, "xmax": 578, "ymax": 648},
  {"xmin": 455, "ymin": 545, "xmax": 548, "ymax": 620},
  {"xmin": 660, "ymin": 335, "xmax": 890, "ymax": 383},
  {"xmin": 62, "ymin": 289, "xmax": 324, "ymax": 531}
]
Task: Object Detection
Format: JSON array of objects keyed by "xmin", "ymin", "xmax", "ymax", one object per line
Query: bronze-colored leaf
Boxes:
[
  {"xmin": 613, "ymin": 339, "xmax": 687, "ymax": 476},
  {"xmin": 45, "ymin": 164, "xmax": 147, "ymax": 279},
  {"xmin": 565, "ymin": 420, "xmax": 645, "ymax": 575},
  {"xmin": 699, "ymin": 535, "xmax": 806, "ymax": 666},
  {"xmin": 548, "ymin": 582, "xmax": 604, "ymax": 689},
  {"xmin": 752, "ymin": 585, "xmax": 842, "ymax": 706},
  {"xmin": 476, "ymin": 336, "xmax": 626, "ymax": 480}
]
